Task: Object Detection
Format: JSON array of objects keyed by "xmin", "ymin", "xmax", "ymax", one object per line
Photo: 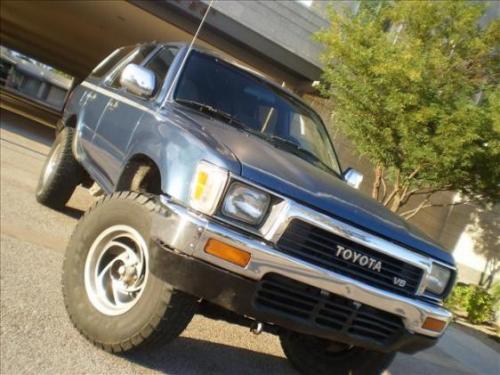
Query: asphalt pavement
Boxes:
[{"xmin": 1, "ymin": 109, "xmax": 499, "ymax": 374}]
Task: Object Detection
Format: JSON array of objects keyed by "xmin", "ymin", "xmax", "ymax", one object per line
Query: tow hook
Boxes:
[{"xmin": 250, "ymin": 321, "xmax": 264, "ymax": 335}]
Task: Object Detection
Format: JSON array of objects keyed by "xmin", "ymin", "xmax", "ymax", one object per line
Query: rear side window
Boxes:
[{"xmin": 91, "ymin": 46, "xmax": 134, "ymax": 78}]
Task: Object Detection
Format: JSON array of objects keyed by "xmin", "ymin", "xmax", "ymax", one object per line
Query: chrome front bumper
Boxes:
[{"xmin": 152, "ymin": 196, "xmax": 452, "ymax": 338}]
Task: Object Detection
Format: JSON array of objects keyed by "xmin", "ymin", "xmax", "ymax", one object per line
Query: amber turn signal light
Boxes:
[
  {"xmin": 421, "ymin": 317, "xmax": 447, "ymax": 333},
  {"xmin": 204, "ymin": 239, "xmax": 251, "ymax": 267}
]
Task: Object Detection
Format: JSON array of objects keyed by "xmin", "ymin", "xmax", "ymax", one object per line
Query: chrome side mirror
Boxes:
[
  {"xmin": 119, "ymin": 63, "xmax": 156, "ymax": 97},
  {"xmin": 343, "ymin": 168, "xmax": 363, "ymax": 189}
]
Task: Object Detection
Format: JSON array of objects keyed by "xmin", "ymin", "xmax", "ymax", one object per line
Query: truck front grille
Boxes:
[
  {"xmin": 255, "ymin": 274, "xmax": 404, "ymax": 344},
  {"xmin": 276, "ymin": 220, "xmax": 423, "ymax": 297}
]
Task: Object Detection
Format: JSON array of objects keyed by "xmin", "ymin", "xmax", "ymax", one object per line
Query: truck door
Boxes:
[
  {"xmin": 76, "ymin": 47, "xmax": 134, "ymax": 163},
  {"xmin": 90, "ymin": 45, "xmax": 157, "ymax": 186},
  {"xmin": 92, "ymin": 45, "xmax": 178, "ymax": 187}
]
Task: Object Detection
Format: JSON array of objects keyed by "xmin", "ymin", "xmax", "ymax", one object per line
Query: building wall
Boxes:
[{"xmin": 452, "ymin": 204, "xmax": 500, "ymax": 287}]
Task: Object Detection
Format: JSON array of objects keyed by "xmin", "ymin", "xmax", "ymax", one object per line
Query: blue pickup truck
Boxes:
[{"xmin": 37, "ymin": 42, "xmax": 456, "ymax": 375}]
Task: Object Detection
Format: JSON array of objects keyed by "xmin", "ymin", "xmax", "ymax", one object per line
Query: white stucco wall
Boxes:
[{"xmin": 453, "ymin": 226, "xmax": 499, "ymax": 286}]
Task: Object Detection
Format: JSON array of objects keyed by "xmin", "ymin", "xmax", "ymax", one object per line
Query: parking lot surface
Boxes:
[{"xmin": 1, "ymin": 109, "xmax": 498, "ymax": 374}]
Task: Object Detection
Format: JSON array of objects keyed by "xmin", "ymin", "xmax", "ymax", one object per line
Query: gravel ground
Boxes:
[{"xmin": 1, "ymin": 109, "xmax": 498, "ymax": 374}]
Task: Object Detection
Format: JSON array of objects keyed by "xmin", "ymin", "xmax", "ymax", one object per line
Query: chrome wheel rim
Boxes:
[
  {"xmin": 84, "ymin": 225, "xmax": 149, "ymax": 316},
  {"xmin": 42, "ymin": 143, "xmax": 61, "ymax": 185}
]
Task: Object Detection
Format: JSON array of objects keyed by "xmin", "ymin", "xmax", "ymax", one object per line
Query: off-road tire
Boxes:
[
  {"xmin": 280, "ymin": 332, "xmax": 396, "ymax": 375},
  {"xmin": 36, "ymin": 127, "xmax": 83, "ymax": 209},
  {"xmin": 62, "ymin": 192, "xmax": 198, "ymax": 353}
]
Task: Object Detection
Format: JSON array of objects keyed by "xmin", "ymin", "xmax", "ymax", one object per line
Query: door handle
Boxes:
[
  {"xmin": 80, "ymin": 91, "xmax": 96, "ymax": 105},
  {"xmin": 108, "ymin": 99, "xmax": 119, "ymax": 111}
]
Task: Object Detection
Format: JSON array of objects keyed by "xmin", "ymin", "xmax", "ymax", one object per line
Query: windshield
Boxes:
[{"xmin": 174, "ymin": 51, "xmax": 341, "ymax": 175}]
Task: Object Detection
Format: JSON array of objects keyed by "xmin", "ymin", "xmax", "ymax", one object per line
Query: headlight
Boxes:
[
  {"xmin": 425, "ymin": 263, "xmax": 452, "ymax": 296},
  {"xmin": 190, "ymin": 161, "xmax": 228, "ymax": 215},
  {"xmin": 222, "ymin": 182, "xmax": 270, "ymax": 225}
]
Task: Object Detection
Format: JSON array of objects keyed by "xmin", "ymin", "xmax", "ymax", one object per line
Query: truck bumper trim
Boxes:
[{"xmin": 150, "ymin": 242, "xmax": 438, "ymax": 354}]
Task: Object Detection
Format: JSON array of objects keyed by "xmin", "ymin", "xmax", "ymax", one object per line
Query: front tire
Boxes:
[
  {"xmin": 280, "ymin": 332, "xmax": 396, "ymax": 375},
  {"xmin": 62, "ymin": 192, "xmax": 198, "ymax": 353},
  {"xmin": 36, "ymin": 127, "xmax": 83, "ymax": 209}
]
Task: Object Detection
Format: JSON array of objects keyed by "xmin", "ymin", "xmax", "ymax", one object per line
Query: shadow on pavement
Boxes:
[
  {"xmin": 0, "ymin": 137, "xmax": 49, "ymax": 157},
  {"xmin": 61, "ymin": 206, "xmax": 85, "ymax": 219},
  {"xmin": 124, "ymin": 336, "xmax": 296, "ymax": 375}
]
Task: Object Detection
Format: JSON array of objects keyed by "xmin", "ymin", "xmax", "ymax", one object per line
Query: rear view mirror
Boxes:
[
  {"xmin": 343, "ymin": 168, "xmax": 363, "ymax": 189},
  {"xmin": 119, "ymin": 63, "xmax": 156, "ymax": 97}
]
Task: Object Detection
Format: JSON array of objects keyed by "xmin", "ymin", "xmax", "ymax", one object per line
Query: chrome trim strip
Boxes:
[
  {"xmin": 153, "ymin": 197, "xmax": 452, "ymax": 338},
  {"xmin": 80, "ymin": 81, "xmax": 164, "ymax": 120}
]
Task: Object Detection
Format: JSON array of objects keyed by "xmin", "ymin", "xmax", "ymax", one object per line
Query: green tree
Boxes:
[{"xmin": 316, "ymin": 1, "xmax": 499, "ymax": 219}]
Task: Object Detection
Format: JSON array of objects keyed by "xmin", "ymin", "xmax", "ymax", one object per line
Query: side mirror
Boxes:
[
  {"xmin": 343, "ymin": 168, "xmax": 363, "ymax": 189},
  {"xmin": 119, "ymin": 63, "xmax": 156, "ymax": 97}
]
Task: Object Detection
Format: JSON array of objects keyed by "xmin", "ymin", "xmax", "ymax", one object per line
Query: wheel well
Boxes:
[
  {"xmin": 116, "ymin": 155, "xmax": 162, "ymax": 195},
  {"xmin": 66, "ymin": 115, "xmax": 77, "ymax": 128},
  {"xmin": 57, "ymin": 115, "xmax": 77, "ymax": 134}
]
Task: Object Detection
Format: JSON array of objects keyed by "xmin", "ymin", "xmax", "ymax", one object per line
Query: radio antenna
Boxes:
[{"xmin": 164, "ymin": 0, "xmax": 216, "ymax": 105}]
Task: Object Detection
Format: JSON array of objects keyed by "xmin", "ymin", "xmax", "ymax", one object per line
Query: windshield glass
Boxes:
[{"xmin": 174, "ymin": 51, "xmax": 341, "ymax": 175}]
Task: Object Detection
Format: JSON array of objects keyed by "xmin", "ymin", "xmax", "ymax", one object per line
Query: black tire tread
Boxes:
[{"xmin": 36, "ymin": 127, "xmax": 83, "ymax": 209}]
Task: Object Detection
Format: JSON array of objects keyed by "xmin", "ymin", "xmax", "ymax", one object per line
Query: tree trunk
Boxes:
[
  {"xmin": 372, "ymin": 165, "xmax": 383, "ymax": 200},
  {"xmin": 390, "ymin": 194, "xmax": 401, "ymax": 212}
]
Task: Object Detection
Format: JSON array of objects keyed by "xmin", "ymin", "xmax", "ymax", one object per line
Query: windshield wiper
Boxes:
[
  {"xmin": 175, "ymin": 99, "xmax": 247, "ymax": 130},
  {"xmin": 176, "ymin": 99, "xmax": 336, "ymax": 174},
  {"xmin": 269, "ymin": 135, "xmax": 337, "ymax": 174}
]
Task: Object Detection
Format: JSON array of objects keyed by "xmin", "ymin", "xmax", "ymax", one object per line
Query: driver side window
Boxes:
[{"xmin": 142, "ymin": 47, "xmax": 178, "ymax": 97}]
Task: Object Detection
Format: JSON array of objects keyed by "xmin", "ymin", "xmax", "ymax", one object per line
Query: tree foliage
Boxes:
[
  {"xmin": 316, "ymin": 1, "xmax": 499, "ymax": 218},
  {"xmin": 467, "ymin": 286, "xmax": 495, "ymax": 324}
]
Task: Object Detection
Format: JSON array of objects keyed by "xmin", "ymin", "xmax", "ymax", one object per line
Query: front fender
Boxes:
[{"xmin": 124, "ymin": 108, "xmax": 241, "ymax": 205}]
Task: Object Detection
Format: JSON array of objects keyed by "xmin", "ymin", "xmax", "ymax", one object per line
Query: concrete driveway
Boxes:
[{"xmin": 1, "ymin": 109, "xmax": 499, "ymax": 374}]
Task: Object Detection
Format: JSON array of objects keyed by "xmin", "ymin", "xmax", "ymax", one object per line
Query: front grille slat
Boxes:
[
  {"xmin": 348, "ymin": 327, "xmax": 390, "ymax": 341},
  {"xmin": 259, "ymin": 286, "xmax": 317, "ymax": 309},
  {"xmin": 351, "ymin": 317, "xmax": 396, "ymax": 334},
  {"xmin": 323, "ymin": 302, "xmax": 357, "ymax": 315},
  {"xmin": 261, "ymin": 280, "xmax": 319, "ymax": 303},
  {"xmin": 255, "ymin": 274, "xmax": 405, "ymax": 345},
  {"xmin": 318, "ymin": 308, "xmax": 351, "ymax": 321},
  {"xmin": 257, "ymin": 291, "xmax": 315, "ymax": 313},
  {"xmin": 256, "ymin": 296, "xmax": 312, "ymax": 318},
  {"xmin": 277, "ymin": 220, "xmax": 424, "ymax": 296},
  {"xmin": 356, "ymin": 309, "xmax": 402, "ymax": 329}
]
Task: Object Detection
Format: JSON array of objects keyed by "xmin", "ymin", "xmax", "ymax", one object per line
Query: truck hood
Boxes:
[{"xmin": 177, "ymin": 107, "xmax": 454, "ymax": 265}]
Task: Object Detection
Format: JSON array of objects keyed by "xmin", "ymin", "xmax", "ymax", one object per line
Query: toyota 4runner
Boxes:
[{"xmin": 37, "ymin": 42, "xmax": 456, "ymax": 375}]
